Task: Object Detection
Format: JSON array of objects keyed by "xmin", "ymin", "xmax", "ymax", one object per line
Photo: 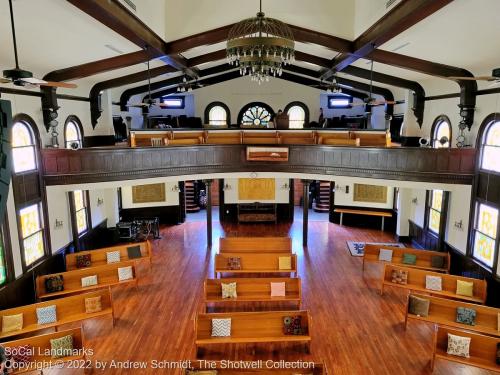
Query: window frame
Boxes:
[
  {"xmin": 17, "ymin": 202, "xmax": 46, "ymax": 268},
  {"xmin": 327, "ymin": 94, "xmax": 353, "ymax": 109},
  {"xmin": 11, "ymin": 120, "xmax": 37, "ymax": 174},
  {"xmin": 204, "ymin": 101, "xmax": 231, "ymax": 127},
  {"xmin": 478, "ymin": 113, "xmax": 500, "ymax": 174},
  {"xmin": 69, "ymin": 190, "xmax": 92, "ymax": 250},
  {"xmin": 424, "ymin": 189, "xmax": 449, "ymax": 250},
  {"xmin": 471, "ymin": 199, "xmax": 499, "ymax": 271},
  {"xmin": 64, "ymin": 115, "xmax": 84, "ymax": 149},
  {"xmin": 237, "ymin": 102, "xmax": 274, "ymax": 127},
  {"xmin": 284, "ymin": 101, "xmax": 309, "ymax": 129},
  {"xmin": 430, "ymin": 115, "xmax": 452, "ymax": 149}
]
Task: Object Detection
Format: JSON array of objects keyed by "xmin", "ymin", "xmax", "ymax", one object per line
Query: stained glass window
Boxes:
[
  {"xmin": 241, "ymin": 105, "xmax": 271, "ymax": 127},
  {"xmin": 473, "ymin": 203, "xmax": 498, "ymax": 268},
  {"xmin": 65, "ymin": 121, "xmax": 82, "ymax": 149},
  {"xmin": 12, "ymin": 122, "xmax": 36, "ymax": 173},
  {"xmin": 73, "ymin": 190, "xmax": 88, "ymax": 234},
  {"xmin": 287, "ymin": 106, "xmax": 306, "ymax": 129},
  {"xmin": 208, "ymin": 106, "xmax": 227, "ymax": 126},
  {"xmin": 481, "ymin": 121, "xmax": 500, "ymax": 172},
  {"xmin": 433, "ymin": 120, "xmax": 451, "ymax": 148},
  {"xmin": 19, "ymin": 204, "xmax": 45, "ymax": 266},
  {"xmin": 428, "ymin": 190, "xmax": 443, "ymax": 234}
]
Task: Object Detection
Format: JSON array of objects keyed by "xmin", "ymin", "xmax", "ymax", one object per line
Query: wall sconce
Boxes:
[
  {"xmin": 97, "ymin": 198, "xmax": 104, "ymax": 206},
  {"xmin": 171, "ymin": 184, "xmax": 180, "ymax": 192},
  {"xmin": 411, "ymin": 197, "xmax": 418, "ymax": 205},
  {"xmin": 454, "ymin": 220, "xmax": 463, "ymax": 230},
  {"xmin": 281, "ymin": 183, "xmax": 290, "ymax": 191},
  {"xmin": 333, "ymin": 184, "xmax": 349, "ymax": 193},
  {"xmin": 223, "ymin": 183, "xmax": 232, "ymax": 191},
  {"xmin": 54, "ymin": 219, "xmax": 63, "ymax": 228}
]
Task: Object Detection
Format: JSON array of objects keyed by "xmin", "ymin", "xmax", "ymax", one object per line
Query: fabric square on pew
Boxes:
[
  {"xmin": 226, "ymin": 257, "xmax": 241, "ymax": 270},
  {"xmin": 391, "ymin": 269, "xmax": 408, "ymax": 285},
  {"xmin": 221, "ymin": 282, "xmax": 237, "ymax": 299},
  {"xmin": 378, "ymin": 249, "xmax": 393, "ymax": 262},
  {"xmin": 283, "ymin": 315, "xmax": 303, "ymax": 335},
  {"xmin": 279, "ymin": 256, "xmax": 292, "ymax": 270},
  {"xmin": 106, "ymin": 251, "xmax": 121, "ymax": 264},
  {"xmin": 76, "ymin": 254, "xmax": 91, "ymax": 268},
  {"xmin": 425, "ymin": 275, "xmax": 442, "ymax": 291},
  {"xmin": 456, "ymin": 280, "xmax": 474, "ymax": 297},
  {"xmin": 50, "ymin": 334, "xmax": 74, "ymax": 359},
  {"xmin": 271, "ymin": 282, "xmax": 286, "ymax": 297},
  {"xmin": 456, "ymin": 307, "xmax": 476, "ymax": 326},
  {"xmin": 408, "ymin": 295, "xmax": 429, "ymax": 317},
  {"xmin": 211, "ymin": 318, "xmax": 231, "ymax": 337},
  {"xmin": 36, "ymin": 305, "xmax": 57, "ymax": 325},
  {"xmin": 402, "ymin": 253, "xmax": 417, "ymax": 265},
  {"xmin": 85, "ymin": 296, "xmax": 103, "ymax": 314},
  {"xmin": 127, "ymin": 246, "xmax": 142, "ymax": 259},
  {"xmin": 2, "ymin": 313, "xmax": 23, "ymax": 333},
  {"xmin": 45, "ymin": 275, "xmax": 64, "ymax": 293},
  {"xmin": 81, "ymin": 275, "xmax": 98, "ymax": 288},
  {"xmin": 117, "ymin": 266, "xmax": 133, "ymax": 281},
  {"xmin": 9, "ymin": 344, "xmax": 32, "ymax": 365},
  {"xmin": 431, "ymin": 255, "xmax": 445, "ymax": 269},
  {"xmin": 446, "ymin": 333, "xmax": 471, "ymax": 358}
]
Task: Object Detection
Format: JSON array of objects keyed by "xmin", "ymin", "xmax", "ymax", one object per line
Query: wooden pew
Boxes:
[
  {"xmin": 65, "ymin": 240, "xmax": 152, "ymax": 271},
  {"xmin": 404, "ymin": 293, "xmax": 500, "ymax": 337},
  {"xmin": 219, "ymin": 236, "xmax": 292, "ymax": 253},
  {"xmin": 171, "ymin": 131, "xmax": 205, "ymax": 141},
  {"xmin": 0, "ymin": 289, "xmax": 114, "ymax": 340},
  {"xmin": 431, "ymin": 326, "xmax": 500, "ymax": 373},
  {"xmin": 381, "ymin": 264, "xmax": 487, "ymax": 304},
  {"xmin": 165, "ymin": 137, "xmax": 203, "ymax": 145},
  {"xmin": 205, "ymin": 131, "xmax": 242, "ymax": 144},
  {"xmin": 334, "ymin": 208, "xmax": 392, "ymax": 231},
  {"xmin": 36, "ymin": 261, "xmax": 138, "ymax": 300},
  {"xmin": 214, "ymin": 253, "xmax": 297, "ymax": 278},
  {"xmin": 129, "ymin": 131, "xmax": 170, "ymax": 147},
  {"xmin": 319, "ymin": 138, "xmax": 360, "ymax": 146},
  {"xmin": 195, "ymin": 310, "xmax": 311, "ymax": 356},
  {"xmin": 278, "ymin": 131, "xmax": 315, "ymax": 145},
  {"xmin": 242, "ymin": 131, "xmax": 279, "ymax": 144},
  {"xmin": 204, "ymin": 277, "xmax": 301, "ymax": 310},
  {"xmin": 185, "ymin": 361, "xmax": 327, "ymax": 374},
  {"xmin": 351, "ymin": 131, "xmax": 391, "ymax": 147},
  {"xmin": 363, "ymin": 244, "xmax": 450, "ymax": 273},
  {"xmin": 2, "ymin": 328, "xmax": 88, "ymax": 374}
]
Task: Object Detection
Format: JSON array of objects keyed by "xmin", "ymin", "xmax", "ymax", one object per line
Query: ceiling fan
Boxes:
[
  {"xmin": 126, "ymin": 59, "xmax": 168, "ymax": 108},
  {"xmin": 351, "ymin": 60, "xmax": 396, "ymax": 106},
  {"xmin": 310, "ymin": 74, "xmax": 343, "ymax": 93},
  {"xmin": 1, "ymin": 0, "xmax": 77, "ymax": 89},
  {"xmin": 446, "ymin": 68, "xmax": 500, "ymax": 86}
]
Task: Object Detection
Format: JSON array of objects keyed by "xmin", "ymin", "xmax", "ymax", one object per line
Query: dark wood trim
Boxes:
[
  {"xmin": 204, "ymin": 102, "xmax": 231, "ymax": 126},
  {"xmin": 425, "ymin": 93, "xmax": 461, "ymax": 101},
  {"xmin": 67, "ymin": 190, "xmax": 91, "ymax": 251},
  {"xmin": 63, "ymin": 115, "xmax": 84, "ymax": 148},
  {"xmin": 423, "ymin": 190, "xmax": 449, "ymax": 251},
  {"xmin": 187, "ymin": 50, "xmax": 227, "ymax": 68},
  {"xmin": 0, "ymin": 87, "xmax": 89, "ymax": 102},
  {"xmin": 0, "ymin": 213, "xmax": 14, "ymax": 286},
  {"xmin": 430, "ymin": 115, "xmax": 452, "ymax": 148},
  {"xmin": 287, "ymin": 24, "xmax": 352, "ymax": 53}
]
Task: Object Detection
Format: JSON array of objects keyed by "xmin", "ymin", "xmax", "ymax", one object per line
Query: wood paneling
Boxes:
[{"xmin": 409, "ymin": 219, "xmax": 439, "ymax": 250}]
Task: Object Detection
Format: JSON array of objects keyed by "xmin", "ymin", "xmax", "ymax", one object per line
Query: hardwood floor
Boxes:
[{"xmin": 46, "ymin": 214, "xmax": 494, "ymax": 374}]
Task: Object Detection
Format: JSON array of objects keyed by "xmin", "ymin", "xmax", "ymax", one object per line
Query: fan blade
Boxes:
[
  {"xmin": 22, "ymin": 77, "xmax": 78, "ymax": 88},
  {"xmin": 0, "ymin": 78, "xmax": 11, "ymax": 84},
  {"xmin": 447, "ymin": 76, "xmax": 496, "ymax": 81},
  {"xmin": 126, "ymin": 103, "xmax": 148, "ymax": 108}
]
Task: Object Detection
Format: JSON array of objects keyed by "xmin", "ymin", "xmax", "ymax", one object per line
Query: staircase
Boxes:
[
  {"xmin": 313, "ymin": 181, "xmax": 331, "ymax": 213},
  {"xmin": 185, "ymin": 181, "xmax": 200, "ymax": 213}
]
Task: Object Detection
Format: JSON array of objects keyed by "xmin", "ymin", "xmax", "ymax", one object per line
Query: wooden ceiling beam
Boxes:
[
  {"xmin": 188, "ymin": 50, "xmax": 227, "ymax": 67},
  {"xmin": 287, "ymin": 24, "xmax": 352, "ymax": 53},
  {"xmin": 165, "ymin": 24, "xmax": 234, "ymax": 55}
]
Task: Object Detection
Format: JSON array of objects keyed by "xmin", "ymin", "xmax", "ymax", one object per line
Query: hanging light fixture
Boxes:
[{"xmin": 226, "ymin": 0, "xmax": 295, "ymax": 84}]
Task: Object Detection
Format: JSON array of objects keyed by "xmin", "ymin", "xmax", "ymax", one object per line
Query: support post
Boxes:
[
  {"xmin": 302, "ymin": 180, "xmax": 311, "ymax": 247},
  {"xmin": 204, "ymin": 179, "xmax": 213, "ymax": 248}
]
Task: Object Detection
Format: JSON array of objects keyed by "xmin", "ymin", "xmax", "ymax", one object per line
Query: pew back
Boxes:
[
  {"xmin": 219, "ymin": 237, "xmax": 292, "ymax": 253},
  {"xmin": 215, "ymin": 253, "xmax": 297, "ymax": 275}
]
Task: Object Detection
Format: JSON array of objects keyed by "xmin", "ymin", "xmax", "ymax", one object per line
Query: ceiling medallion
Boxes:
[{"xmin": 226, "ymin": 0, "xmax": 295, "ymax": 84}]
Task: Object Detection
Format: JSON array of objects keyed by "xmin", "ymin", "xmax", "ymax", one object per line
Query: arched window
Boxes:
[
  {"xmin": 12, "ymin": 122, "xmax": 36, "ymax": 173},
  {"xmin": 204, "ymin": 102, "xmax": 230, "ymax": 126},
  {"xmin": 431, "ymin": 115, "xmax": 451, "ymax": 148},
  {"xmin": 284, "ymin": 102, "xmax": 309, "ymax": 129},
  {"xmin": 64, "ymin": 116, "xmax": 83, "ymax": 149},
  {"xmin": 237, "ymin": 102, "xmax": 274, "ymax": 127},
  {"xmin": 480, "ymin": 118, "xmax": 500, "ymax": 172}
]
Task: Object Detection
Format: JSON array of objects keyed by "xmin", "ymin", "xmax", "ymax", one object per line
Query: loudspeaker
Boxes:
[{"xmin": 0, "ymin": 100, "xmax": 12, "ymax": 223}]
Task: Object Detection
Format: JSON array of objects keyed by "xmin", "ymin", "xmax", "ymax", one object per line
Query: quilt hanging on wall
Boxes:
[
  {"xmin": 132, "ymin": 183, "xmax": 166, "ymax": 203},
  {"xmin": 238, "ymin": 178, "xmax": 275, "ymax": 200},
  {"xmin": 353, "ymin": 183, "xmax": 388, "ymax": 203}
]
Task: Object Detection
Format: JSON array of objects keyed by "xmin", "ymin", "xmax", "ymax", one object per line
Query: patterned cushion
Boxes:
[
  {"xmin": 278, "ymin": 256, "xmax": 292, "ymax": 270},
  {"xmin": 446, "ymin": 333, "xmax": 471, "ymax": 358},
  {"xmin": 45, "ymin": 275, "xmax": 64, "ymax": 293},
  {"xmin": 456, "ymin": 307, "xmax": 476, "ymax": 326},
  {"xmin": 81, "ymin": 275, "xmax": 98, "ymax": 288},
  {"xmin": 270, "ymin": 282, "xmax": 286, "ymax": 297},
  {"xmin": 431, "ymin": 255, "xmax": 445, "ymax": 269},
  {"xmin": 211, "ymin": 318, "xmax": 231, "ymax": 337},
  {"xmin": 2, "ymin": 313, "xmax": 23, "ymax": 333},
  {"xmin": 456, "ymin": 280, "xmax": 474, "ymax": 297},
  {"xmin": 50, "ymin": 334, "xmax": 73, "ymax": 358},
  {"xmin": 391, "ymin": 269, "xmax": 408, "ymax": 285},
  {"xmin": 283, "ymin": 315, "xmax": 303, "ymax": 335},
  {"xmin": 9, "ymin": 344, "xmax": 32, "ymax": 365},
  {"xmin": 221, "ymin": 282, "xmax": 237, "ymax": 299},
  {"xmin": 425, "ymin": 275, "xmax": 442, "ymax": 291},
  {"xmin": 127, "ymin": 246, "xmax": 142, "ymax": 259},
  {"xmin": 378, "ymin": 249, "xmax": 393, "ymax": 262},
  {"xmin": 408, "ymin": 295, "xmax": 430, "ymax": 317},
  {"xmin": 226, "ymin": 257, "xmax": 241, "ymax": 270},
  {"xmin": 117, "ymin": 266, "xmax": 133, "ymax": 281},
  {"xmin": 402, "ymin": 253, "xmax": 417, "ymax": 265},
  {"xmin": 36, "ymin": 305, "xmax": 57, "ymax": 325},
  {"xmin": 106, "ymin": 250, "xmax": 121, "ymax": 264},
  {"xmin": 75, "ymin": 254, "xmax": 91, "ymax": 268},
  {"xmin": 85, "ymin": 296, "xmax": 102, "ymax": 314}
]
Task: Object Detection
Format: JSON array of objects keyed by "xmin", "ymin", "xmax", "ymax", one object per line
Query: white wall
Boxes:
[
  {"xmin": 223, "ymin": 178, "xmax": 290, "ymax": 204},
  {"xmin": 334, "ymin": 182, "xmax": 394, "ymax": 209},
  {"xmin": 45, "ymin": 186, "xmax": 73, "ymax": 254},
  {"xmin": 6, "ymin": 185, "xmax": 22, "ymax": 278},
  {"xmin": 121, "ymin": 182, "xmax": 180, "ymax": 208}
]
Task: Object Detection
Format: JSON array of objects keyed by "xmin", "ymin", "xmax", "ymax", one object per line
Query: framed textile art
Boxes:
[
  {"xmin": 238, "ymin": 178, "xmax": 275, "ymax": 200},
  {"xmin": 132, "ymin": 183, "xmax": 166, "ymax": 203},
  {"xmin": 353, "ymin": 184, "xmax": 388, "ymax": 203}
]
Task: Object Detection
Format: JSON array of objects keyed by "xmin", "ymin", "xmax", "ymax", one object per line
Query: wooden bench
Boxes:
[
  {"xmin": 334, "ymin": 208, "xmax": 392, "ymax": 230},
  {"xmin": 381, "ymin": 264, "xmax": 487, "ymax": 304},
  {"xmin": 431, "ymin": 326, "xmax": 500, "ymax": 373},
  {"xmin": 0, "ymin": 289, "xmax": 114, "ymax": 340},
  {"xmin": 219, "ymin": 236, "xmax": 292, "ymax": 253},
  {"xmin": 204, "ymin": 277, "xmax": 301, "ymax": 310},
  {"xmin": 2, "ymin": 328, "xmax": 88, "ymax": 374},
  {"xmin": 278, "ymin": 131, "xmax": 315, "ymax": 145},
  {"xmin": 363, "ymin": 245, "xmax": 450, "ymax": 273},
  {"xmin": 165, "ymin": 137, "xmax": 203, "ymax": 145},
  {"xmin": 242, "ymin": 131, "xmax": 280, "ymax": 144},
  {"xmin": 205, "ymin": 131, "xmax": 242, "ymax": 144},
  {"xmin": 214, "ymin": 253, "xmax": 297, "ymax": 278},
  {"xmin": 171, "ymin": 131, "xmax": 205, "ymax": 141},
  {"xmin": 351, "ymin": 131, "xmax": 391, "ymax": 147},
  {"xmin": 129, "ymin": 131, "xmax": 170, "ymax": 147},
  {"xmin": 185, "ymin": 362, "xmax": 327, "ymax": 374},
  {"xmin": 36, "ymin": 261, "xmax": 138, "ymax": 300},
  {"xmin": 65, "ymin": 240, "xmax": 152, "ymax": 271},
  {"xmin": 405, "ymin": 293, "xmax": 500, "ymax": 337},
  {"xmin": 195, "ymin": 310, "xmax": 311, "ymax": 356},
  {"xmin": 319, "ymin": 138, "xmax": 360, "ymax": 146}
]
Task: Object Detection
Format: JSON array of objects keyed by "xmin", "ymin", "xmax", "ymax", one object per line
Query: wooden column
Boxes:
[
  {"xmin": 204, "ymin": 179, "xmax": 213, "ymax": 248},
  {"xmin": 302, "ymin": 180, "xmax": 311, "ymax": 247}
]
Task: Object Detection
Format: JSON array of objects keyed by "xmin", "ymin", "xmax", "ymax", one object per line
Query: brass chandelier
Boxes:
[{"xmin": 226, "ymin": 0, "xmax": 295, "ymax": 84}]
